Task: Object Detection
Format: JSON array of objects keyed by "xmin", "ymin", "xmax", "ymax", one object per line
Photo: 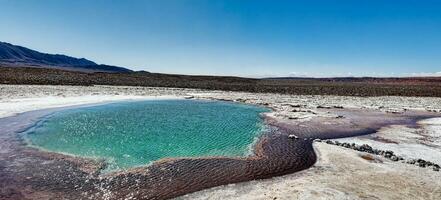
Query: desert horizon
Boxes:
[{"xmin": 1, "ymin": 1, "xmax": 441, "ymax": 200}]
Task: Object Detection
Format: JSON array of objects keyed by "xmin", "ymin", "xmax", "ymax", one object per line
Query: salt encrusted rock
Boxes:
[
  {"xmin": 373, "ymin": 149, "xmax": 380, "ymax": 155},
  {"xmin": 359, "ymin": 144, "xmax": 374, "ymax": 153},
  {"xmin": 235, "ymin": 98, "xmax": 247, "ymax": 103},
  {"xmin": 407, "ymin": 159, "xmax": 416, "ymax": 164},
  {"xmin": 306, "ymin": 110, "xmax": 317, "ymax": 114},
  {"xmin": 385, "ymin": 109, "xmax": 403, "ymax": 114},
  {"xmin": 390, "ymin": 156, "xmax": 399, "ymax": 161},
  {"xmin": 384, "ymin": 151, "xmax": 394, "ymax": 158},
  {"xmin": 426, "ymin": 108, "xmax": 440, "ymax": 113},
  {"xmin": 324, "ymin": 140, "xmax": 440, "ymax": 172},
  {"xmin": 288, "ymin": 134, "xmax": 298, "ymax": 139},
  {"xmin": 290, "ymin": 104, "xmax": 303, "ymax": 108}
]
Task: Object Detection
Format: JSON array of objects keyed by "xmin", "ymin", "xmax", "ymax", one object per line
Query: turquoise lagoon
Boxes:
[{"xmin": 24, "ymin": 100, "xmax": 269, "ymax": 171}]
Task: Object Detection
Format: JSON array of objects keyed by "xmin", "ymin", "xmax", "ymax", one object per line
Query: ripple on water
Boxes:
[{"xmin": 23, "ymin": 100, "xmax": 269, "ymax": 172}]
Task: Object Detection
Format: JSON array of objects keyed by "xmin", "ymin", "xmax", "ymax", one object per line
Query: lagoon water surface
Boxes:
[{"xmin": 24, "ymin": 100, "xmax": 269, "ymax": 171}]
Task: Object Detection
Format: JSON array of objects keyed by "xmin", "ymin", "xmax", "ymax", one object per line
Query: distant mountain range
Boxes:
[{"xmin": 0, "ymin": 42, "xmax": 132, "ymax": 73}]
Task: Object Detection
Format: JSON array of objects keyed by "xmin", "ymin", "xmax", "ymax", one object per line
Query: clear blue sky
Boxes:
[{"xmin": 1, "ymin": 0, "xmax": 440, "ymax": 77}]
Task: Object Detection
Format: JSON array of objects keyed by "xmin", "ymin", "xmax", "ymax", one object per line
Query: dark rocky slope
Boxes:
[{"xmin": 0, "ymin": 42, "xmax": 131, "ymax": 73}]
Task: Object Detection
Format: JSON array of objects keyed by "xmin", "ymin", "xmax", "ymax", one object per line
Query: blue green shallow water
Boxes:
[{"xmin": 23, "ymin": 100, "xmax": 269, "ymax": 171}]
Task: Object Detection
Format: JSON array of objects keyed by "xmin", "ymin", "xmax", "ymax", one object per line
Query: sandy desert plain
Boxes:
[{"xmin": 1, "ymin": 84, "xmax": 441, "ymax": 200}]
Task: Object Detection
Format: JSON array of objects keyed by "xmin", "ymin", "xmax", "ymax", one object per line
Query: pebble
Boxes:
[
  {"xmin": 313, "ymin": 139, "xmax": 322, "ymax": 142},
  {"xmin": 317, "ymin": 140, "xmax": 440, "ymax": 172},
  {"xmin": 288, "ymin": 134, "xmax": 298, "ymax": 139}
]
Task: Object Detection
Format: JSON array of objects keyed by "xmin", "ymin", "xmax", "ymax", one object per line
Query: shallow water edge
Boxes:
[
  {"xmin": 22, "ymin": 99, "xmax": 270, "ymax": 172},
  {"xmin": 0, "ymin": 99, "xmax": 440, "ymax": 199}
]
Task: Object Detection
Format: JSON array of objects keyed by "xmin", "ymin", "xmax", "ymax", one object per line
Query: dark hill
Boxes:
[{"xmin": 0, "ymin": 42, "xmax": 131, "ymax": 73}]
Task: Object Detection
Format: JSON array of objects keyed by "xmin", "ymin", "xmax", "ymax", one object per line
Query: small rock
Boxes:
[
  {"xmin": 373, "ymin": 149, "xmax": 380, "ymax": 155},
  {"xmin": 288, "ymin": 134, "xmax": 298, "ymax": 139},
  {"xmin": 390, "ymin": 156, "xmax": 399, "ymax": 161},
  {"xmin": 386, "ymin": 110, "xmax": 402, "ymax": 114},
  {"xmin": 406, "ymin": 159, "xmax": 416, "ymax": 164},
  {"xmin": 235, "ymin": 98, "xmax": 245, "ymax": 102},
  {"xmin": 384, "ymin": 150, "xmax": 394, "ymax": 158}
]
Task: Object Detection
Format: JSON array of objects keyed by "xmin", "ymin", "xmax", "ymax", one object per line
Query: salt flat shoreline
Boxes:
[
  {"xmin": 0, "ymin": 85, "xmax": 319, "ymax": 199},
  {"xmin": 1, "ymin": 84, "xmax": 441, "ymax": 200}
]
